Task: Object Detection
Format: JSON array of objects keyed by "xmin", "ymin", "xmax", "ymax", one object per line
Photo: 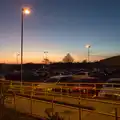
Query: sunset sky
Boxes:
[{"xmin": 1, "ymin": 0, "xmax": 120, "ymax": 63}]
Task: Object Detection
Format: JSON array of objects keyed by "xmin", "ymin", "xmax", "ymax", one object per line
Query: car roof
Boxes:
[{"xmin": 50, "ymin": 75, "xmax": 72, "ymax": 79}]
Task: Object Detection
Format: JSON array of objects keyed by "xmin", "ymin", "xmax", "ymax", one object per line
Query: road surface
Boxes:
[
  {"xmin": 32, "ymin": 93, "xmax": 120, "ymax": 115},
  {"xmin": 11, "ymin": 87, "xmax": 120, "ymax": 116},
  {"xmin": 5, "ymin": 95, "xmax": 118, "ymax": 120}
]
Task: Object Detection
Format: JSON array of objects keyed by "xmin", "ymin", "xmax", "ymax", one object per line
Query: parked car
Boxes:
[
  {"xmin": 72, "ymin": 72, "xmax": 95, "ymax": 80},
  {"xmin": 5, "ymin": 71, "xmax": 40, "ymax": 81},
  {"xmin": 35, "ymin": 75, "xmax": 73, "ymax": 92},
  {"xmin": 89, "ymin": 71, "xmax": 109, "ymax": 81},
  {"xmin": 64, "ymin": 78, "xmax": 105, "ymax": 97},
  {"xmin": 98, "ymin": 78, "xmax": 120, "ymax": 100}
]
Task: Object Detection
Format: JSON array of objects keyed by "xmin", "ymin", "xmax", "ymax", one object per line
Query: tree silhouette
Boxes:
[
  {"xmin": 43, "ymin": 58, "xmax": 50, "ymax": 64},
  {"xmin": 63, "ymin": 53, "xmax": 74, "ymax": 63},
  {"xmin": 82, "ymin": 59, "xmax": 87, "ymax": 63}
]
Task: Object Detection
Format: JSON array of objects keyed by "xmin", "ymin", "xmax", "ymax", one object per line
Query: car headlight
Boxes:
[
  {"xmin": 92, "ymin": 87, "xmax": 96, "ymax": 90},
  {"xmin": 82, "ymin": 89, "xmax": 86, "ymax": 93},
  {"xmin": 47, "ymin": 88, "xmax": 52, "ymax": 92}
]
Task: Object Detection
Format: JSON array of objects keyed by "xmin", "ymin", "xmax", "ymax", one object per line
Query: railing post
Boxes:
[
  {"xmin": 92, "ymin": 83, "xmax": 97, "ymax": 99},
  {"xmin": 45, "ymin": 88, "xmax": 47, "ymax": 96},
  {"xmin": 20, "ymin": 82, "xmax": 24, "ymax": 94},
  {"xmin": 79, "ymin": 83, "xmax": 81, "ymax": 97},
  {"xmin": 67, "ymin": 87, "xmax": 69, "ymax": 96},
  {"xmin": 30, "ymin": 83, "xmax": 33, "ymax": 115},
  {"xmin": 10, "ymin": 81, "xmax": 13, "ymax": 90},
  {"xmin": 87, "ymin": 89, "xmax": 88, "ymax": 98},
  {"xmin": 31, "ymin": 83, "xmax": 34, "ymax": 96},
  {"xmin": 95, "ymin": 83, "xmax": 97, "ymax": 98},
  {"xmin": 14, "ymin": 93, "xmax": 16, "ymax": 110},
  {"xmin": 115, "ymin": 108, "xmax": 118, "ymax": 120},
  {"xmin": 0, "ymin": 82, "xmax": 3, "ymax": 119},
  {"xmin": 52, "ymin": 95, "xmax": 55, "ymax": 116},
  {"xmin": 65, "ymin": 83, "xmax": 67, "ymax": 95},
  {"xmin": 78, "ymin": 96, "xmax": 82, "ymax": 120},
  {"xmin": 60, "ymin": 86, "xmax": 62, "ymax": 99},
  {"xmin": 67, "ymin": 84, "xmax": 69, "ymax": 96}
]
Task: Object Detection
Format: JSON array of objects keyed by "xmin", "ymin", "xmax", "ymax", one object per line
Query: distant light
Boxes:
[
  {"xmin": 23, "ymin": 8, "xmax": 31, "ymax": 15},
  {"xmin": 85, "ymin": 44, "xmax": 91, "ymax": 48}
]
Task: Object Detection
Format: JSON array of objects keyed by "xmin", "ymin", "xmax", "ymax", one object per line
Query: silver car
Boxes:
[
  {"xmin": 35, "ymin": 75, "xmax": 72, "ymax": 92},
  {"xmin": 98, "ymin": 78, "xmax": 120, "ymax": 100}
]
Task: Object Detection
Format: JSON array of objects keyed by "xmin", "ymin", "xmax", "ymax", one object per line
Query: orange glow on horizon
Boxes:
[
  {"xmin": 0, "ymin": 56, "xmax": 103, "ymax": 64},
  {"xmin": 0, "ymin": 51, "xmax": 104, "ymax": 64}
]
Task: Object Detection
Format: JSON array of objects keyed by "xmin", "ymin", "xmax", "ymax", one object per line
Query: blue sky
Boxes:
[{"xmin": 0, "ymin": 0, "xmax": 120, "ymax": 63}]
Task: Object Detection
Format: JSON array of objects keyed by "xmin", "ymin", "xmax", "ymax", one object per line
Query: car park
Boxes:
[{"xmin": 72, "ymin": 72, "xmax": 95, "ymax": 80}]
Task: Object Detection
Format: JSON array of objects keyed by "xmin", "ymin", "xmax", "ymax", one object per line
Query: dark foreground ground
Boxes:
[{"xmin": 0, "ymin": 106, "xmax": 39, "ymax": 120}]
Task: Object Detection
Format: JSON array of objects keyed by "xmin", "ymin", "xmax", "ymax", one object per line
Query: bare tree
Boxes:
[
  {"xmin": 63, "ymin": 53, "xmax": 74, "ymax": 63},
  {"xmin": 42, "ymin": 58, "xmax": 50, "ymax": 64},
  {"xmin": 82, "ymin": 59, "xmax": 87, "ymax": 63}
]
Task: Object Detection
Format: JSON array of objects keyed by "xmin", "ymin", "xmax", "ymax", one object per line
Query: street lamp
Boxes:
[
  {"xmin": 44, "ymin": 51, "xmax": 48, "ymax": 64},
  {"xmin": 85, "ymin": 44, "xmax": 91, "ymax": 62},
  {"xmin": 44, "ymin": 51, "xmax": 48, "ymax": 59},
  {"xmin": 23, "ymin": 8, "xmax": 31, "ymax": 15},
  {"xmin": 16, "ymin": 53, "xmax": 20, "ymax": 64},
  {"xmin": 42, "ymin": 51, "xmax": 48, "ymax": 69},
  {"xmin": 21, "ymin": 7, "xmax": 31, "ymax": 84}
]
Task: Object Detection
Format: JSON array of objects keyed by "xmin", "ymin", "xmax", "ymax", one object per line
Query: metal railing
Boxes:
[
  {"xmin": 8, "ymin": 81, "xmax": 120, "ymax": 99},
  {"xmin": 1, "ymin": 80, "xmax": 120, "ymax": 120}
]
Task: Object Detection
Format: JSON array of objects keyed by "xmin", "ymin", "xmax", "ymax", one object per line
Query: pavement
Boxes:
[
  {"xmin": 5, "ymin": 95, "xmax": 120, "ymax": 120},
  {"xmin": 9, "ymin": 88, "xmax": 120, "ymax": 116},
  {"xmin": 34, "ymin": 93, "xmax": 120, "ymax": 115},
  {"xmin": 4, "ymin": 83, "xmax": 120, "ymax": 120},
  {"xmin": 19, "ymin": 90, "xmax": 120, "ymax": 115},
  {"xmin": 0, "ymin": 105, "xmax": 37, "ymax": 120}
]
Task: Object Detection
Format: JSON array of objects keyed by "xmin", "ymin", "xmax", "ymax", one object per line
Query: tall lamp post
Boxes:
[
  {"xmin": 44, "ymin": 51, "xmax": 48, "ymax": 64},
  {"xmin": 85, "ymin": 44, "xmax": 91, "ymax": 62},
  {"xmin": 44, "ymin": 51, "xmax": 48, "ymax": 59},
  {"xmin": 16, "ymin": 53, "xmax": 20, "ymax": 64},
  {"xmin": 21, "ymin": 7, "xmax": 31, "ymax": 84}
]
